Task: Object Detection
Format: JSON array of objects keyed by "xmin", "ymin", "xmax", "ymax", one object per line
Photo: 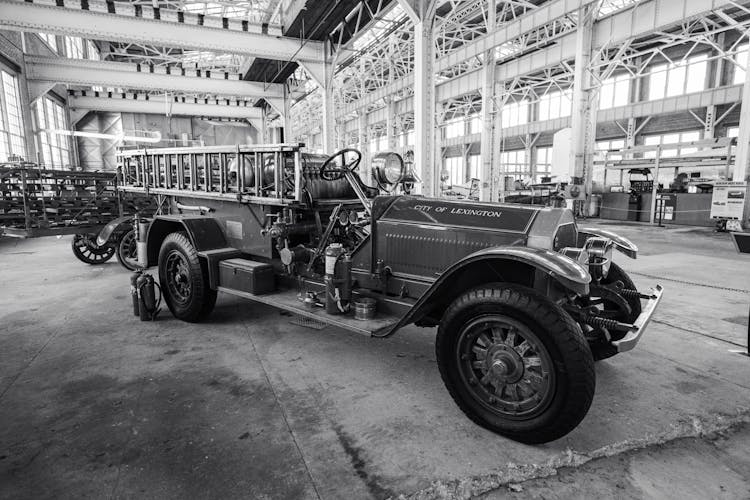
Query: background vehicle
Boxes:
[
  {"xmin": 0, "ymin": 162, "xmax": 155, "ymax": 268},
  {"xmin": 122, "ymin": 143, "xmax": 662, "ymax": 444}
]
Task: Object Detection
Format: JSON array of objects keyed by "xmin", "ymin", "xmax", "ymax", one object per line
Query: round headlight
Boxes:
[{"xmin": 372, "ymin": 152, "xmax": 405, "ymax": 188}]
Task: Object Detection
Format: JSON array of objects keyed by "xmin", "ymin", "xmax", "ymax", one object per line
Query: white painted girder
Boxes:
[
  {"xmin": 0, "ymin": 0, "xmax": 323, "ymax": 63},
  {"xmin": 442, "ymin": 0, "xmax": 750, "ymax": 101},
  {"xmin": 341, "ymin": 75, "xmax": 414, "ymax": 116},
  {"xmin": 346, "ymin": 0, "xmax": 750, "ymax": 114},
  {"xmin": 25, "ymin": 55, "xmax": 284, "ymax": 99},
  {"xmin": 437, "ymin": 0, "xmax": 594, "ymax": 71},
  {"xmin": 68, "ymin": 94, "xmax": 263, "ymax": 120},
  {"xmin": 345, "ymin": 82, "xmax": 747, "ymax": 142}
]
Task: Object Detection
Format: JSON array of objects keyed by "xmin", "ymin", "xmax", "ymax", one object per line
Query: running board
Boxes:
[{"xmin": 217, "ymin": 286, "xmax": 399, "ymax": 337}]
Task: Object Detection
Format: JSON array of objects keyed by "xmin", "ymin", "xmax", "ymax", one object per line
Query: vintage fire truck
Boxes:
[{"xmin": 114, "ymin": 143, "xmax": 662, "ymax": 444}]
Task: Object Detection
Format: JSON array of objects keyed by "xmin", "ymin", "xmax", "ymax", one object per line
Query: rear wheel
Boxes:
[
  {"xmin": 158, "ymin": 231, "xmax": 217, "ymax": 322},
  {"xmin": 115, "ymin": 229, "xmax": 139, "ymax": 271},
  {"xmin": 436, "ymin": 284, "xmax": 595, "ymax": 444},
  {"xmin": 71, "ymin": 233, "xmax": 115, "ymax": 264}
]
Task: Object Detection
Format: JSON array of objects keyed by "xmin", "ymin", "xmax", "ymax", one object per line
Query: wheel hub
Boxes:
[
  {"xmin": 457, "ymin": 315, "xmax": 555, "ymax": 418},
  {"xmin": 486, "ymin": 344, "xmax": 524, "ymax": 384},
  {"xmin": 165, "ymin": 251, "xmax": 191, "ymax": 304}
]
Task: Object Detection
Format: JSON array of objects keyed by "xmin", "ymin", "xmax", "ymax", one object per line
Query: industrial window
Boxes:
[
  {"xmin": 734, "ymin": 44, "xmax": 748, "ymax": 85},
  {"xmin": 38, "ymin": 33, "xmax": 57, "ymax": 53},
  {"xmin": 467, "ymin": 154, "xmax": 481, "ymax": 180},
  {"xmin": 538, "ymin": 90, "xmax": 572, "ymax": 121},
  {"xmin": 444, "ymin": 156, "xmax": 465, "ymax": 186},
  {"xmin": 500, "ymin": 149, "xmax": 527, "ymax": 176},
  {"xmin": 398, "ymin": 130, "xmax": 414, "ymax": 147},
  {"xmin": 500, "ymin": 99, "xmax": 529, "ymax": 128},
  {"xmin": 86, "ymin": 40, "xmax": 100, "ymax": 61},
  {"xmin": 0, "ymin": 70, "xmax": 27, "ymax": 162},
  {"xmin": 648, "ymin": 54, "xmax": 708, "ymax": 101},
  {"xmin": 727, "ymin": 126, "xmax": 739, "ymax": 138},
  {"xmin": 468, "ymin": 114, "xmax": 482, "ymax": 135},
  {"xmin": 34, "ymin": 97, "xmax": 72, "ymax": 169},
  {"xmin": 369, "ymin": 135, "xmax": 387, "ymax": 152},
  {"xmin": 535, "ymin": 147, "xmax": 552, "ymax": 180},
  {"xmin": 643, "ymin": 130, "xmax": 701, "ymax": 159},
  {"xmin": 596, "ymin": 139, "xmax": 626, "ymax": 160},
  {"xmin": 64, "ymin": 36, "xmax": 84, "ymax": 59},
  {"xmin": 599, "ymin": 75, "xmax": 630, "ymax": 110},
  {"xmin": 444, "ymin": 117, "xmax": 465, "ymax": 139}
]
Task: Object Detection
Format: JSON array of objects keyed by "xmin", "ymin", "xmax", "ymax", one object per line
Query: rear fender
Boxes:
[
  {"xmin": 95, "ymin": 216, "xmax": 134, "ymax": 246},
  {"xmin": 144, "ymin": 216, "xmax": 228, "ymax": 267},
  {"xmin": 388, "ymin": 246, "xmax": 591, "ymax": 335},
  {"xmin": 578, "ymin": 227, "xmax": 638, "ymax": 259}
]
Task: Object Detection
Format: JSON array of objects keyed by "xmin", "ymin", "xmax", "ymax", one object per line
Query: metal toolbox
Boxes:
[{"xmin": 218, "ymin": 258, "xmax": 275, "ymax": 295}]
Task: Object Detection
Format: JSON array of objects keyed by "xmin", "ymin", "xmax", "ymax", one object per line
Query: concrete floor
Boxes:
[{"xmin": 1, "ymin": 221, "xmax": 749, "ymax": 499}]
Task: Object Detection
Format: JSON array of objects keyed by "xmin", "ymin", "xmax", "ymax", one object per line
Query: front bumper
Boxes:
[{"xmin": 612, "ymin": 284, "xmax": 664, "ymax": 352}]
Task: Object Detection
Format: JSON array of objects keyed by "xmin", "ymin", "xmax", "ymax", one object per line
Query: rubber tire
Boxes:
[
  {"xmin": 71, "ymin": 233, "xmax": 115, "ymax": 265},
  {"xmin": 115, "ymin": 229, "xmax": 139, "ymax": 271},
  {"xmin": 602, "ymin": 262, "xmax": 641, "ymax": 322},
  {"xmin": 436, "ymin": 284, "xmax": 596, "ymax": 444},
  {"xmin": 158, "ymin": 231, "xmax": 217, "ymax": 322}
]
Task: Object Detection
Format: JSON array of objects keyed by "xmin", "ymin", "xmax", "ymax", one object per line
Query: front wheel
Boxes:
[
  {"xmin": 436, "ymin": 284, "xmax": 595, "ymax": 444},
  {"xmin": 158, "ymin": 231, "xmax": 217, "ymax": 322},
  {"xmin": 71, "ymin": 233, "xmax": 115, "ymax": 264}
]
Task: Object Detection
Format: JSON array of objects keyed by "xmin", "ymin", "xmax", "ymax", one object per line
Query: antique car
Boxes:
[{"xmin": 116, "ymin": 144, "xmax": 663, "ymax": 444}]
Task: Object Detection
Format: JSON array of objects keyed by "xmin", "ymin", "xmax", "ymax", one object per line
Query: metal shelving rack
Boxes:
[{"xmin": 594, "ymin": 138, "xmax": 736, "ymax": 223}]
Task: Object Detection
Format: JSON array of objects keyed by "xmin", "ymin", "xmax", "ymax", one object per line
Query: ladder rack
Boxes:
[{"xmin": 117, "ymin": 143, "xmax": 307, "ymax": 205}]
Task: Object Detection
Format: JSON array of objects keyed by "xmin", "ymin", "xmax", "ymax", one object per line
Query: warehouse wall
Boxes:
[
  {"xmin": 0, "ymin": 30, "xmax": 80, "ymax": 166},
  {"xmin": 0, "ymin": 30, "xmax": 41, "ymax": 162},
  {"xmin": 75, "ymin": 112, "xmax": 257, "ymax": 172}
]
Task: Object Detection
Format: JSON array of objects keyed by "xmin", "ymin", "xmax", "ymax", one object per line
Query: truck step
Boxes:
[{"xmin": 216, "ymin": 286, "xmax": 400, "ymax": 337}]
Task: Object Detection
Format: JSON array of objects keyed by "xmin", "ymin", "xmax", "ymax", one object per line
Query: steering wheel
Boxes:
[{"xmin": 319, "ymin": 148, "xmax": 362, "ymax": 181}]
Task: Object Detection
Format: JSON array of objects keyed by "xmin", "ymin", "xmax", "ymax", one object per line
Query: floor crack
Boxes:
[{"xmin": 395, "ymin": 411, "xmax": 750, "ymax": 500}]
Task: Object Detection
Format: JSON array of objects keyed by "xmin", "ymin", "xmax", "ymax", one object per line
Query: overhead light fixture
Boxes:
[{"xmin": 43, "ymin": 129, "xmax": 162, "ymax": 143}]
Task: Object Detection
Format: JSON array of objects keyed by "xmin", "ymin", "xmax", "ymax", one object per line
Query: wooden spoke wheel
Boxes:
[
  {"xmin": 115, "ymin": 229, "xmax": 140, "ymax": 271},
  {"xmin": 71, "ymin": 233, "xmax": 115, "ymax": 265}
]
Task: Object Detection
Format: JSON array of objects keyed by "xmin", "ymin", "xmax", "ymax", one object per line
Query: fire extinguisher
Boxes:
[
  {"xmin": 136, "ymin": 272, "xmax": 161, "ymax": 321},
  {"xmin": 324, "ymin": 243, "xmax": 352, "ymax": 315},
  {"xmin": 130, "ymin": 270, "xmax": 142, "ymax": 316}
]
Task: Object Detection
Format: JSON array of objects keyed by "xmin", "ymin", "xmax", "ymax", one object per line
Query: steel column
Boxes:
[
  {"xmin": 386, "ymin": 98, "xmax": 397, "ymax": 149},
  {"xmin": 358, "ymin": 112, "xmax": 369, "ymax": 171},
  {"xmin": 570, "ymin": 5, "xmax": 597, "ymax": 198},
  {"xmin": 480, "ymin": 1, "xmax": 497, "ymax": 202},
  {"xmin": 735, "ymin": 44, "xmax": 750, "ymax": 225},
  {"xmin": 412, "ymin": 12, "xmax": 437, "ymax": 196},
  {"xmin": 322, "ymin": 61, "xmax": 336, "ymax": 153}
]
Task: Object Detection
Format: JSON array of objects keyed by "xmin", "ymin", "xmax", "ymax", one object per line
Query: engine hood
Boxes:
[{"xmin": 373, "ymin": 195, "xmax": 546, "ymax": 234}]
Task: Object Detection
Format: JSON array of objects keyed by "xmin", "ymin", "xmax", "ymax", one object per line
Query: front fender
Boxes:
[
  {"xmin": 385, "ymin": 246, "xmax": 591, "ymax": 336},
  {"xmin": 96, "ymin": 216, "xmax": 134, "ymax": 246},
  {"xmin": 578, "ymin": 227, "xmax": 638, "ymax": 259}
]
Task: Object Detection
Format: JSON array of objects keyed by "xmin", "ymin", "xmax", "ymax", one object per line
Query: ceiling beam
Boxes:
[
  {"xmin": 25, "ymin": 55, "xmax": 284, "ymax": 99},
  {"xmin": 344, "ymin": 0, "xmax": 750, "ymax": 114},
  {"xmin": 0, "ymin": 0, "xmax": 324, "ymax": 63},
  {"xmin": 68, "ymin": 93, "xmax": 263, "ymax": 120}
]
